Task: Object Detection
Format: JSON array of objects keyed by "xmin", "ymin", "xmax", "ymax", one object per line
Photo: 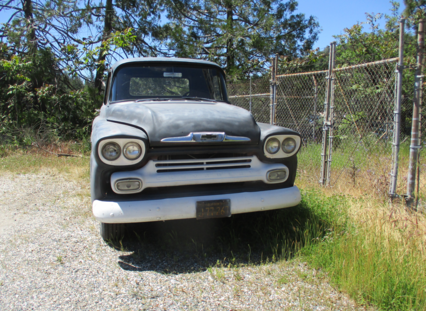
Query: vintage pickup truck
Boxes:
[{"xmin": 91, "ymin": 57, "xmax": 301, "ymax": 240}]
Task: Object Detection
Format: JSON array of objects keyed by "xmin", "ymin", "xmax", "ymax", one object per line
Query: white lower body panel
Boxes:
[{"xmin": 92, "ymin": 186, "xmax": 301, "ymax": 224}]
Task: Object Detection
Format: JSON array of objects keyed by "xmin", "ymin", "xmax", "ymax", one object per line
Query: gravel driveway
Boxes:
[{"xmin": 0, "ymin": 172, "xmax": 367, "ymax": 310}]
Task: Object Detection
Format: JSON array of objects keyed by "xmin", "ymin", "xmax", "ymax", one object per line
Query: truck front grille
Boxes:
[{"xmin": 154, "ymin": 156, "xmax": 252, "ymax": 173}]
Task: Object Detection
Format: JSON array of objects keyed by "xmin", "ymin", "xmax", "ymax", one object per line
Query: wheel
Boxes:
[{"xmin": 100, "ymin": 223, "xmax": 125, "ymax": 241}]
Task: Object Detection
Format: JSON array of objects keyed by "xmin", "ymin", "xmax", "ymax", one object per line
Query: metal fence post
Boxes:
[
  {"xmin": 249, "ymin": 74, "xmax": 252, "ymax": 112},
  {"xmin": 273, "ymin": 54, "xmax": 278, "ymax": 125},
  {"xmin": 320, "ymin": 44, "xmax": 335, "ymax": 185},
  {"xmin": 270, "ymin": 56, "xmax": 278, "ymax": 125},
  {"xmin": 407, "ymin": 19, "xmax": 424, "ymax": 202},
  {"xmin": 312, "ymin": 75, "xmax": 318, "ymax": 141},
  {"xmin": 326, "ymin": 42, "xmax": 337, "ymax": 186},
  {"xmin": 416, "ymin": 75, "xmax": 422, "ymax": 208},
  {"xmin": 389, "ymin": 18, "xmax": 405, "ymax": 198}
]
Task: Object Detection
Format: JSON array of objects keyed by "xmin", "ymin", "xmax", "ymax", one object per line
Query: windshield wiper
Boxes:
[
  {"xmin": 135, "ymin": 98, "xmax": 174, "ymax": 102},
  {"xmin": 134, "ymin": 97, "xmax": 222, "ymax": 103},
  {"xmin": 181, "ymin": 96, "xmax": 219, "ymax": 102}
]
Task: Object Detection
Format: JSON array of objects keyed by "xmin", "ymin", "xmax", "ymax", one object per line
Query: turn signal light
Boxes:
[
  {"xmin": 115, "ymin": 179, "xmax": 142, "ymax": 193},
  {"xmin": 266, "ymin": 169, "xmax": 287, "ymax": 182}
]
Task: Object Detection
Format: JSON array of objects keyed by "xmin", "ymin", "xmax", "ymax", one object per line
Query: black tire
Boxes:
[{"xmin": 100, "ymin": 223, "xmax": 125, "ymax": 241}]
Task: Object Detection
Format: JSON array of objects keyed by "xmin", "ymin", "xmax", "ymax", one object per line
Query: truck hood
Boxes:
[{"xmin": 106, "ymin": 101, "xmax": 260, "ymax": 146}]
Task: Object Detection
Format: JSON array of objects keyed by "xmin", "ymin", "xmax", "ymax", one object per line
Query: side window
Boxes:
[{"xmin": 212, "ymin": 75, "xmax": 223, "ymax": 100}]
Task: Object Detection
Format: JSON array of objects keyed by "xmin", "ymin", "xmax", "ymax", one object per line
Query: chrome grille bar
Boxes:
[
  {"xmin": 154, "ymin": 156, "xmax": 252, "ymax": 165},
  {"xmin": 154, "ymin": 156, "xmax": 252, "ymax": 172}
]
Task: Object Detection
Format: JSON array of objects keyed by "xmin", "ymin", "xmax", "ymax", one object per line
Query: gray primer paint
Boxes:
[{"xmin": 105, "ymin": 101, "xmax": 261, "ymax": 146}]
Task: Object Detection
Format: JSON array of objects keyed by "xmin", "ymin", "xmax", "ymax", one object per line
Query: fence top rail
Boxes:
[
  {"xmin": 229, "ymin": 93, "xmax": 270, "ymax": 98},
  {"xmin": 229, "ymin": 94, "xmax": 318, "ymax": 99},
  {"xmin": 275, "ymin": 57, "xmax": 399, "ymax": 78},
  {"xmin": 276, "ymin": 69, "xmax": 327, "ymax": 78},
  {"xmin": 333, "ymin": 57, "xmax": 399, "ymax": 72}
]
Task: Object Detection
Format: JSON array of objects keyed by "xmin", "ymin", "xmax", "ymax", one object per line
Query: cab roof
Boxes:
[{"xmin": 111, "ymin": 57, "xmax": 222, "ymax": 72}]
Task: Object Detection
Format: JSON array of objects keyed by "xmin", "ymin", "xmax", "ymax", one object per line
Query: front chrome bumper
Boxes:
[{"xmin": 93, "ymin": 186, "xmax": 301, "ymax": 224}]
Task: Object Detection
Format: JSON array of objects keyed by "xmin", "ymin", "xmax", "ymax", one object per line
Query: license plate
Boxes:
[{"xmin": 196, "ymin": 199, "xmax": 231, "ymax": 219}]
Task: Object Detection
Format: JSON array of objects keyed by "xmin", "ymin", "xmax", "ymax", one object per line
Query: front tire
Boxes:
[{"xmin": 100, "ymin": 223, "xmax": 125, "ymax": 241}]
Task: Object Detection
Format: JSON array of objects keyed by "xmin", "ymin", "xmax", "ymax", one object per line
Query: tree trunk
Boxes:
[
  {"xmin": 94, "ymin": 0, "xmax": 113, "ymax": 95},
  {"xmin": 226, "ymin": 2, "xmax": 234, "ymax": 72},
  {"xmin": 23, "ymin": 0, "xmax": 42, "ymax": 113},
  {"xmin": 23, "ymin": 0, "xmax": 37, "ymax": 52}
]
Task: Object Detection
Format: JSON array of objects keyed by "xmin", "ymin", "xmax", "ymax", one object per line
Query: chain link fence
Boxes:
[
  {"xmin": 328, "ymin": 59, "xmax": 398, "ymax": 196},
  {"xmin": 275, "ymin": 71, "xmax": 328, "ymax": 185},
  {"xmin": 228, "ymin": 76, "xmax": 271, "ymax": 124},
  {"xmin": 227, "ymin": 32, "xmax": 425, "ymax": 206}
]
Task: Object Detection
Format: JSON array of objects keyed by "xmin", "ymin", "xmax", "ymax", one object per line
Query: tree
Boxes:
[
  {"xmin": 0, "ymin": 0, "xmax": 105, "ymax": 139},
  {"xmin": 78, "ymin": 0, "xmax": 165, "ymax": 93},
  {"xmin": 1, "ymin": 0, "xmax": 163, "ymax": 88},
  {"xmin": 331, "ymin": 1, "xmax": 420, "ymax": 137},
  {"xmin": 164, "ymin": 0, "xmax": 319, "ymax": 78},
  {"xmin": 1, "ymin": 0, "xmax": 88, "ymax": 72},
  {"xmin": 404, "ymin": 0, "xmax": 426, "ymax": 22}
]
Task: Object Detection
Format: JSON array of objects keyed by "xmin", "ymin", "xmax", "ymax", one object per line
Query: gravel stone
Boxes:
[{"xmin": 0, "ymin": 172, "xmax": 372, "ymax": 310}]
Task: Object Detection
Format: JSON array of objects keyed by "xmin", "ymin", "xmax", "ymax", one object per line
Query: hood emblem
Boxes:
[{"xmin": 161, "ymin": 132, "xmax": 251, "ymax": 143}]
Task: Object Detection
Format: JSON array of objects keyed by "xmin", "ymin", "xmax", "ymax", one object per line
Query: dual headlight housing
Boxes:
[
  {"xmin": 264, "ymin": 134, "xmax": 301, "ymax": 159},
  {"xmin": 98, "ymin": 138, "xmax": 145, "ymax": 165}
]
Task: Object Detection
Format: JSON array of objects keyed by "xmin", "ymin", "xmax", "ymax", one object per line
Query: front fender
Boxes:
[{"xmin": 90, "ymin": 118, "xmax": 148, "ymax": 201}]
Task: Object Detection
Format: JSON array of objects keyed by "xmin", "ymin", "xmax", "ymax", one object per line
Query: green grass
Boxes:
[
  {"xmin": 299, "ymin": 133, "xmax": 397, "ymax": 170},
  {"xmin": 296, "ymin": 139, "xmax": 426, "ymax": 201},
  {"xmin": 304, "ymin": 228, "xmax": 425, "ymax": 309},
  {"xmin": 299, "ymin": 194, "xmax": 426, "ymax": 310}
]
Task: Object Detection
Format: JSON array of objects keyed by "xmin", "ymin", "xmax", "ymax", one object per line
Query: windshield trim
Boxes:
[
  {"xmin": 108, "ymin": 97, "xmax": 229, "ymax": 104},
  {"xmin": 107, "ymin": 62, "xmax": 228, "ymax": 105}
]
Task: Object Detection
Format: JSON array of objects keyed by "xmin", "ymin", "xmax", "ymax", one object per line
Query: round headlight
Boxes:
[
  {"xmin": 282, "ymin": 138, "xmax": 297, "ymax": 153},
  {"xmin": 102, "ymin": 142, "xmax": 121, "ymax": 161},
  {"xmin": 265, "ymin": 138, "xmax": 280, "ymax": 154},
  {"xmin": 123, "ymin": 142, "xmax": 142, "ymax": 160}
]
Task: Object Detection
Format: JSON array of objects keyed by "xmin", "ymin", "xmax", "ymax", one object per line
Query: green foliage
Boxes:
[
  {"xmin": 277, "ymin": 49, "xmax": 330, "ymax": 74},
  {"xmin": 333, "ymin": 2, "xmax": 417, "ymax": 67},
  {"xmin": 403, "ymin": 0, "xmax": 426, "ymax": 25},
  {"xmin": 80, "ymin": 28, "xmax": 137, "ymax": 79},
  {"xmin": 0, "ymin": 0, "xmax": 159, "ymax": 79},
  {"xmin": 0, "ymin": 44, "xmax": 101, "ymax": 141}
]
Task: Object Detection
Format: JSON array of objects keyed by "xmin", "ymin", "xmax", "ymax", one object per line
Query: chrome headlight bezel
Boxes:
[
  {"xmin": 101, "ymin": 142, "xmax": 121, "ymax": 161},
  {"xmin": 265, "ymin": 137, "xmax": 280, "ymax": 154},
  {"xmin": 98, "ymin": 138, "xmax": 145, "ymax": 165},
  {"xmin": 282, "ymin": 137, "xmax": 297, "ymax": 154},
  {"xmin": 263, "ymin": 135, "xmax": 301, "ymax": 159},
  {"xmin": 123, "ymin": 142, "xmax": 142, "ymax": 160}
]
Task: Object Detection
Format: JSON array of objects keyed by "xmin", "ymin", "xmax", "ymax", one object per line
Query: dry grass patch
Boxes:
[
  {"xmin": 0, "ymin": 144, "xmax": 90, "ymax": 183},
  {"xmin": 347, "ymin": 200, "xmax": 426, "ymax": 255}
]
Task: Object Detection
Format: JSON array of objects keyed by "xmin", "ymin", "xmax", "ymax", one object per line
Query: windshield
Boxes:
[{"xmin": 109, "ymin": 64, "xmax": 228, "ymax": 103}]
